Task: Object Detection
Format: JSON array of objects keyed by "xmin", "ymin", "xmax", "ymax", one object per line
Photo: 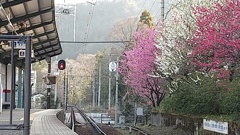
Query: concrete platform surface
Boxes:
[
  {"xmin": 30, "ymin": 109, "xmax": 78, "ymax": 135},
  {"xmin": 0, "ymin": 109, "xmax": 44, "ymax": 122},
  {"xmin": 0, "ymin": 109, "xmax": 77, "ymax": 135},
  {"xmin": 0, "ymin": 109, "xmax": 44, "ymax": 135}
]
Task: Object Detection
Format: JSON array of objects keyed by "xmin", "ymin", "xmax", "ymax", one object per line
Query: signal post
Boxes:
[
  {"xmin": 44, "ymin": 59, "xmax": 65, "ymax": 109},
  {"xmin": 57, "ymin": 60, "xmax": 66, "ymax": 110},
  {"xmin": 46, "ymin": 57, "xmax": 51, "ymax": 109}
]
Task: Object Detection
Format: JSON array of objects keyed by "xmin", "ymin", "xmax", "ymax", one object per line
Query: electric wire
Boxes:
[
  {"xmin": 154, "ymin": 5, "xmax": 162, "ymax": 19},
  {"xmin": 149, "ymin": 0, "xmax": 157, "ymax": 12},
  {"xmin": 78, "ymin": 0, "xmax": 98, "ymax": 79},
  {"xmin": 82, "ymin": 0, "xmax": 97, "ymax": 54},
  {"xmin": 85, "ymin": 5, "xmax": 95, "ymax": 44},
  {"xmin": 133, "ymin": 0, "xmax": 147, "ymax": 25},
  {"xmin": 154, "ymin": 0, "xmax": 166, "ymax": 26}
]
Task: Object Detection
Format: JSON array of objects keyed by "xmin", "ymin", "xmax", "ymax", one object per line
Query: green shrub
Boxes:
[{"xmin": 161, "ymin": 72, "xmax": 240, "ymax": 118}]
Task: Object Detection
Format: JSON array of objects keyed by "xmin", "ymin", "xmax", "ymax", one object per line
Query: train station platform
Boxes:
[
  {"xmin": 0, "ymin": 109, "xmax": 77, "ymax": 135},
  {"xmin": 30, "ymin": 109, "xmax": 77, "ymax": 135}
]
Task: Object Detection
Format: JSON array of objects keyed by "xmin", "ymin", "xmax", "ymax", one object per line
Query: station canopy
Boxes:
[{"xmin": 0, "ymin": 0, "xmax": 62, "ymax": 66}]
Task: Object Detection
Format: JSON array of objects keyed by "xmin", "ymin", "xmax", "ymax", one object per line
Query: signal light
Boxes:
[{"xmin": 58, "ymin": 60, "xmax": 66, "ymax": 70}]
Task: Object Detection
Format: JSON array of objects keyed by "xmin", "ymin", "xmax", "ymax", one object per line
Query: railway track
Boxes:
[{"xmin": 67, "ymin": 106, "xmax": 121, "ymax": 135}]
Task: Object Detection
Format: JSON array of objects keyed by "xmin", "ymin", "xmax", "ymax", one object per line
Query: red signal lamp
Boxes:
[{"xmin": 58, "ymin": 60, "xmax": 66, "ymax": 70}]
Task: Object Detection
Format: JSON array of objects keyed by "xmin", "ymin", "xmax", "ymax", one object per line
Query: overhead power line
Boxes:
[
  {"xmin": 154, "ymin": 0, "xmax": 165, "ymax": 25},
  {"xmin": 134, "ymin": 0, "xmax": 147, "ymax": 24},
  {"xmin": 149, "ymin": 0, "xmax": 157, "ymax": 12},
  {"xmin": 60, "ymin": 40, "xmax": 129, "ymax": 44},
  {"xmin": 82, "ymin": 0, "xmax": 97, "ymax": 53}
]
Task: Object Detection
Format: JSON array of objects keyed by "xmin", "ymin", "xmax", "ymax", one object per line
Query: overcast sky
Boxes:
[{"xmin": 55, "ymin": 0, "xmax": 177, "ymax": 59}]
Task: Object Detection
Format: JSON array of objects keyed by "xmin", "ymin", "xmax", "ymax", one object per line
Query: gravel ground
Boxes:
[
  {"xmin": 98, "ymin": 124, "xmax": 122, "ymax": 135},
  {"xmin": 75, "ymin": 124, "xmax": 122, "ymax": 135},
  {"xmin": 117, "ymin": 125, "xmax": 187, "ymax": 135},
  {"xmin": 75, "ymin": 124, "xmax": 99, "ymax": 135},
  {"xmin": 139, "ymin": 125, "xmax": 187, "ymax": 135}
]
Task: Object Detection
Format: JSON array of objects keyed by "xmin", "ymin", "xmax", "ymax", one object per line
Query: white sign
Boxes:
[
  {"xmin": 18, "ymin": 50, "xmax": 35, "ymax": 58},
  {"xmin": 54, "ymin": 72, "xmax": 60, "ymax": 76},
  {"xmin": 109, "ymin": 62, "xmax": 117, "ymax": 72},
  {"xmin": 203, "ymin": 119, "xmax": 228, "ymax": 134},
  {"xmin": 136, "ymin": 107, "xmax": 143, "ymax": 116},
  {"xmin": 46, "ymin": 85, "xmax": 51, "ymax": 89},
  {"xmin": 9, "ymin": 41, "xmax": 26, "ymax": 49},
  {"xmin": 19, "ymin": 50, "xmax": 25, "ymax": 57}
]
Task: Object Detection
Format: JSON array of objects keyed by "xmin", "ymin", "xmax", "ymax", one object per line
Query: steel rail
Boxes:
[
  {"xmin": 128, "ymin": 126, "xmax": 150, "ymax": 135},
  {"xmin": 73, "ymin": 106, "xmax": 107, "ymax": 135}
]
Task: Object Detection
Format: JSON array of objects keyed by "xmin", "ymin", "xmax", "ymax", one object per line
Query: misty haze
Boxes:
[{"xmin": 55, "ymin": 0, "xmax": 176, "ymax": 59}]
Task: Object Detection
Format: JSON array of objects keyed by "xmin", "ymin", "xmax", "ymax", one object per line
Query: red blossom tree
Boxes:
[
  {"xmin": 190, "ymin": 0, "xmax": 240, "ymax": 80},
  {"xmin": 119, "ymin": 28, "xmax": 165, "ymax": 107}
]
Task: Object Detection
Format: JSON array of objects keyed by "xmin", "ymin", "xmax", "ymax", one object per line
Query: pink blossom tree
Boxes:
[
  {"xmin": 119, "ymin": 27, "xmax": 165, "ymax": 107},
  {"xmin": 190, "ymin": 0, "xmax": 240, "ymax": 80}
]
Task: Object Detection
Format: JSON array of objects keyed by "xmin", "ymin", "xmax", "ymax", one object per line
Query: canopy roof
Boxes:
[{"xmin": 0, "ymin": 0, "xmax": 62, "ymax": 66}]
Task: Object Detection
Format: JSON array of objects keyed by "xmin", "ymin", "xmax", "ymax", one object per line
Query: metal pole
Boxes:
[
  {"xmin": 161, "ymin": 0, "xmax": 164, "ymax": 20},
  {"xmin": 17, "ymin": 68, "xmax": 23, "ymax": 108},
  {"xmin": 5, "ymin": 64, "xmax": 7, "ymax": 103},
  {"xmin": 64, "ymin": 70, "xmax": 66, "ymax": 110},
  {"xmin": 73, "ymin": 5, "xmax": 76, "ymax": 41},
  {"xmin": 22, "ymin": 70, "xmax": 25, "ymax": 108},
  {"xmin": 13, "ymin": 61, "xmax": 16, "ymax": 109},
  {"xmin": 47, "ymin": 59, "xmax": 51, "ymax": 109},
  {"xmin": 108, "ymin": 57, "xmax": 111, "ymax": 110},
  {"xmin": 10, "ymin": 41, "xmax": 14, "ymax": 125},
  {"xmin": 98, "ymin": 63, "xmax": 101, "ymax": 107},
  {"xmin": 24, "ymin": 36, "xmax": 31, "ymax": 135},
  {"xmin": 115, "ymin": 57, "xmax": 119, "ymax": 126},
  {"xmin": 92, "ymin": 76, "xmax": 95, "ymax": 107},
  {"xmin": 66, "ymin": 71, "xmax": 68, "ymax": 108},
  {"xmin": 54, "ymin": 81, "xmax": 57, "ymax": 106},
  {"xmin": 54, "ymin": 56, "xmax": 58, "ymax": 106}
]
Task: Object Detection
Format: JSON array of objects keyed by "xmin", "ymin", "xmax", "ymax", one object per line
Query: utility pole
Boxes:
[
  {"xmin": 92, "ymin": 76, "xmax": 95, "ymax": 107},
  {"xmin": 73, "ymin": 4, "xmax": 76, "ymax": 41},
  {"xmin": 108, "ymin": 56, "xmax": 111, "ymax": 110},
  {"xmin": 161, "ymin": 0, "xmax": 164, "ymax": 20},
  {"xmin": 64, "ymin": 70, "xmax": 67, "ymax": 110},
  {"xmin": 98, "ymin": 63, "xmax": 101, "ymax": 107},
  {"xmin": 66, "ymin": 71, "xmax": 69, "ymax": 108},
  {"xmin": 54, "ymin": 56, "xmax": 58, "ymax": 106},
  {"xmin": 46, "ymin": 57, "xmax": 51, "ymax": 109},
  {"xmin": 55, "ymin": 1, "xmax": 76, "ymax": 41},
  {"xmin": 5, "ymin": 64, "xmax": 8, "ymax": 103},
  {"xmin": 115, "ymin": 57, "xmax": 119, "ymax": 125}
]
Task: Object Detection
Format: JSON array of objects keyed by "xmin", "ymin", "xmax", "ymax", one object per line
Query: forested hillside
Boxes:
[{"xmin": 56, "ymin": 0, "xmax": 176, "ymax": 59}]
